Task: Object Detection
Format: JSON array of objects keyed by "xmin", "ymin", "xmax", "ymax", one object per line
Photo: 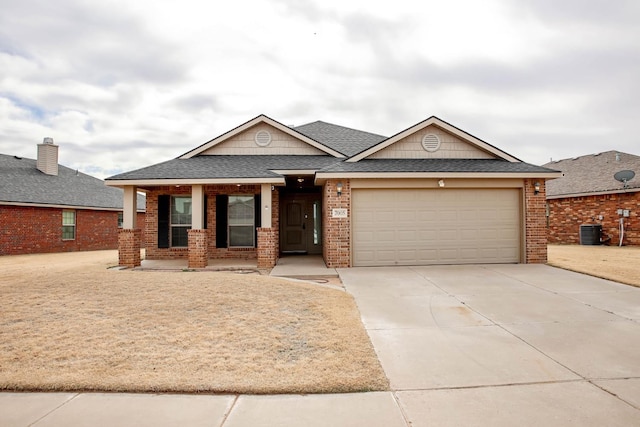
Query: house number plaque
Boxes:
[{"xmin": 332, "ymin": 208, "xmax": 348, "ymax": 218}]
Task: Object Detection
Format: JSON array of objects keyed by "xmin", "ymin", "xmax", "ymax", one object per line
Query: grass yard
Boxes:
[
  {"xmin": 548, "ymin": 244, "xmax": 640, "ymax": 287},
  {"xmin": 0, "ymin": 251, "xmax": 389, "ymax": 394}
]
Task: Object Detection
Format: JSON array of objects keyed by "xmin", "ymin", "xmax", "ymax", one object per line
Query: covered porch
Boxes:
[
  {"xmin": 113, "ymin": 176, "xmax": 349, "ymax": 270},
  {"xmin": 115, "ymin": 180, "xmax": 281, "ymax": 270}
]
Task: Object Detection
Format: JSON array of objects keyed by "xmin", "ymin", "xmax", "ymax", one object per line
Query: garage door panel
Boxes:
[{"xmin": 353, "ymin": 188, "xmax": 521, "ymax": 266}]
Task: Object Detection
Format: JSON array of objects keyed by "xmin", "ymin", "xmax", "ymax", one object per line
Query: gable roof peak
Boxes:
[
  {"xmin": 348, "ymin": 115, "xmax": 521, "ymax": 163},
  {"xmin": 179, "ymin": 114, "xmax": 345, "ymax": 159}
]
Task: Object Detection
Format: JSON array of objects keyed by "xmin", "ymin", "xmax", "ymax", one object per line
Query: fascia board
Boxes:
[
  {"xmin": 547, "ymin": 187, "xmax": 640, "ymax": 199},
  {"xmin": 315, "ymin": 171, "xmax": 562, "ymax": 179},
  {"xmin": 105, "ymin": 177, "xmax": 286, "ymax": 187},
  {"xmin": 270, "ymin": 169, "xmax": 321, "ymax": 175},
  {"xmin": 0, "ymin": 201, "xmax": 145, "ymax": 212}
]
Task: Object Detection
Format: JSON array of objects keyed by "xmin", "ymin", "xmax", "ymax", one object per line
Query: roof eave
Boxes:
[
  {"xmin": 0, "ymin": 200, "xmax": 144, "ymax": 212},
  {"xmin": 105, "ymin": 177, "xmax": 286, "ymax": 187},
  {"xmin": 315, "ymin": 171, "xmax": 561, "ymax": 183},
  {"xmin": 547, "ymin": 187, "xmax": 640, "ymax": 199}
]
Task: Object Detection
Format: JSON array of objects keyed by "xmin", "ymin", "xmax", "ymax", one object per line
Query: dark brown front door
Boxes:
[{"xmin": 281, "ymin": 194, "xmax": 322, "ymax": 254}]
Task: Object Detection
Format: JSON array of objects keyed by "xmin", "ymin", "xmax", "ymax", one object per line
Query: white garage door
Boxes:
[{"xmin": 352, "ymin": 188, "xmax": 521, "ymax": 266}]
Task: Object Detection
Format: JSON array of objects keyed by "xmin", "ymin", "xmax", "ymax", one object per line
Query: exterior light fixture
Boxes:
[
  {"xmin": 534, "ymin": 182, "xmax": 541, "ymax": 195},
  {"xmin": 438, "ymin": 179, "xmax": 445, "ymax": 188},
  {"xmin": 336, "ymin": 182, "xmax": 343, "ymax": 196}
]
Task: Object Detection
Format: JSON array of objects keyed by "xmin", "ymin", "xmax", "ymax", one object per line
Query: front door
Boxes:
[{"xmin": 281, "ymin": 195, "xmax": 322, "ymax": 254}]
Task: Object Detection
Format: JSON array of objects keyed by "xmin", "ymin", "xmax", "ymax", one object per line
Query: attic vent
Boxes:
[
  {"xmin": 255, "ymin": 130, "xmax": 272, "ymax": 147},
  {"xmin": 421, "ymin": 134, "xmax": 441, "ymax": 152}
]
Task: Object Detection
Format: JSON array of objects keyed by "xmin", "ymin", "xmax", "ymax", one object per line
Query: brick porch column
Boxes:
[
  {"xmin": 323, "ymin": 179, "xmax": 351, "ymax": 268},
  {"xmin": 188, "ymin": 229, "xmax": 208, "ymax": 268},
  {"xmin": 119, "ymin": 229, "xmax": 141, "ymax": 268},
  {"xmin": 257, "ymin": 227, "xmax": 277, "ymax": 268},
  {"xmin": 525, "ymin": 179, "xmax": 548, "ymax": 264}
]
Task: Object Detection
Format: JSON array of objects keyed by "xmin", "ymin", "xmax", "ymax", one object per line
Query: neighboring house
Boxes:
[
  {"xmin": 105, "ymin": 114, "xmax": 560, "ymax": 269},
  {"xmin": 543, "ymin": 151, "xmax": 640, "ymax": 246},
  {"xmin": 0, "ymin": 138, "xmax": 145, "ymax": 255}
]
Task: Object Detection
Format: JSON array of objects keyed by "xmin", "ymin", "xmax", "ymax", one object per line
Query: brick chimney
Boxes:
[{"xmin": 37, "ymin": 137, "xmax": 59, "ymax": 176}]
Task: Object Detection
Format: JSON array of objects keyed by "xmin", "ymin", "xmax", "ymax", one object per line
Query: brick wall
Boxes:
[
  {"xmin": 145, "ymin": 186, "xmax": 192, "ymax": 259},
  {"xmin": 0, "ymin": 205, "xmax": 144, "ymax": 256},
  {"xmin": 323, "ymin": 179, "xmax": 351, "ymax": 268},
  {"xmin": 524, "ymin": 179, "xmax": 548, "ymax": 263},
  {"xmin": 145, "ymin": 185, "xmax": 276, "ymax": 261},
  {"xmin": 548, "ymin": 192, "xmax": 639, "ymax": 246}
]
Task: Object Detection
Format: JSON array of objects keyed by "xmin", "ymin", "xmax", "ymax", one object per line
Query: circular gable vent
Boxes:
[
  {"xmin": 422, "ymin": 134, "xmax": 440, "ymax": 152},
  {"xmin": 255, "ymin": 130, "xmax": 272, "ymax": 147}
]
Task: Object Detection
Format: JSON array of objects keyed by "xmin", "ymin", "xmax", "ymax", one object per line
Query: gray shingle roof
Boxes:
[
  {"xmin": 106, "ymin": 117, "xmax": 557, "ymax": 182},
  {"xmin": 1, "ymin": 154, "xmax": 145, "ymax": 210},
  {"xmin": 543, "ymin": 151, "xmax": 640, "ymax": 197},
  {"xmin": 320, "ymin": 158, "xmax": 558, "ymax": 174},
  {"xmin": 293, "ymin": 121, "xmax": 387, "ymax": 157},
  {"xmin": 107, "ymin": 156, "xmax": 344, "ymax": 180}
]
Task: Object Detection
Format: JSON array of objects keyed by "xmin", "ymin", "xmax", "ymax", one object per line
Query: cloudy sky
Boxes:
[{"xmin": 1, "ymin": 0, "xmax": 639, "ymax": 178}]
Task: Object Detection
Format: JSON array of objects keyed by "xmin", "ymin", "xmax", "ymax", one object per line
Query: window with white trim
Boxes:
[
  {"xmin": 62, "ymin": 210, "xmax": 76, "ymax": 240},
  {"xmin": 171, "ymin": 196, "xmax": 192, "ymax": 247},
  {"xmin": 228, "ymin": 195, "xmax": 255, "ymax": 247}
]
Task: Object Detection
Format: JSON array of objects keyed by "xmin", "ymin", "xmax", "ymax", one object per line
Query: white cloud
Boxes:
[{"xmin": 1, "ymin": 0, "xmax": 639, "ymax": 178}]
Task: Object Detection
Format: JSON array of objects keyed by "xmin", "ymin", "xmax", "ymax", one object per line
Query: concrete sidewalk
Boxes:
[
  {"xmin": 3, "ymin": 264, "xmax": 640, "ymax": 426},
  {"xmin": 0, "ymin": 392, "xmax": 407, "ymax": 427}
]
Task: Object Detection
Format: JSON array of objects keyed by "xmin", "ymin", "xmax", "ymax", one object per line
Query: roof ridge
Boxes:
[
  {"xmin": 294, "ymin": 120, "xmax": 387, "ymax": 139},
  {"xmin": 545, "ymin": 150, "xmax": 640, "ymax": 165}
]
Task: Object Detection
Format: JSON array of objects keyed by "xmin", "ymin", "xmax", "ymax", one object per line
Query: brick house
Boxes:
[
  {"xmin": 544, "ymin": 151, "xmax": 639, "ymax": 246},
  {"xmin": 1, "ymin": 138, "xmax": 145, "ymax": 255},
  {"xmin": 106, "ymin": 115, "xmax": 559, "ymax": 268}
]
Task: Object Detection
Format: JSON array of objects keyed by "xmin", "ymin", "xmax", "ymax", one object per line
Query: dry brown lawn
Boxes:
[
  {"xmin": 0, "ymin": 251, "xmax": 388, "ymax": 394},
  {"xmin": 548, "ymin": 244, "xmax": 640, "ymax": 287}
]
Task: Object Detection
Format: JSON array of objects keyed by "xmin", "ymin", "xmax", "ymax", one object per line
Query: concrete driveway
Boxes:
[{"xmin": 339, "ymin": 264, "xmax": 640, "ymax": 426}]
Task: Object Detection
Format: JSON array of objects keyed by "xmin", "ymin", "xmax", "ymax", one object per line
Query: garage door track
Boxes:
[{"xmin": 339, "ymin": 264, "xmax": 640, "ymax": 426}]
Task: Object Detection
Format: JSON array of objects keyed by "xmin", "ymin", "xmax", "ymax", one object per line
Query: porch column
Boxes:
[
  {"xmin": 188, "ymin": 185, "xmax": 208, "ymax": 268},
  {"xmin": 257, "ymin": 184, "xmax": 277, "ymax": 268},
  {"xmin": 119, "ymin": 185, "xmax": 141, "ymax": 268},
  {"xmin": 261, "ymin": 183, "xmax": 272, "ymax": 228},
  {"xmin": 122, "ymin": 185, "xmax": 137, "ymax": 229}
]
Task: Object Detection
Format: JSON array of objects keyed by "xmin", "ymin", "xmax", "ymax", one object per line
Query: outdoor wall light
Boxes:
[
  {"xmin": 438, "ymin": 179, "xmax": 445, "ymax": 188},
  {"xmin": 534, "ymin": 182, "xmax": 541, "ymax": 195},
  {"xmin": 336, "ymin": 182, "xmax": 343, "ymax": 196}
]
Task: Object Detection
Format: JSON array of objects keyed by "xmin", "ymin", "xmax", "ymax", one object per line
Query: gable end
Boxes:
[
  {"xmin": 348, "ymin": 116, "xmax": 521, "ymax": 163},
  {"xmin": 368, "ymin": 124, "xmax": 496, "ymax": 160}
]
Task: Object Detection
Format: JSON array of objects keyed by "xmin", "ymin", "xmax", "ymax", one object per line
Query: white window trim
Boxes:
[
  {"xmin": 62, "ymin": 210, "xmax": 76, "ymax": 241},
  {"xmin": 228, "ymin": 195, "xmax": 255, "ymax": 248},
  {"xmin": 171, "ymin": 196, "xmax": 192, "ymax": 248}
]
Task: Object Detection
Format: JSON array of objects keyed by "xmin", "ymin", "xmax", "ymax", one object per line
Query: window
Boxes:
[
  {"xmin": 62, "ymin": 210, "xmax": 75, "ymax": 240},
  {"xmin": 171, "ymin": 196, "xmax": 192, "ymax": 247},
  {"xmin": 118, "ymin": 212, "xmax": 123, "ymax": 228},
  {"xmin": 228, "ymin": 195, "xmax": 255, "ymax": 247}
]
